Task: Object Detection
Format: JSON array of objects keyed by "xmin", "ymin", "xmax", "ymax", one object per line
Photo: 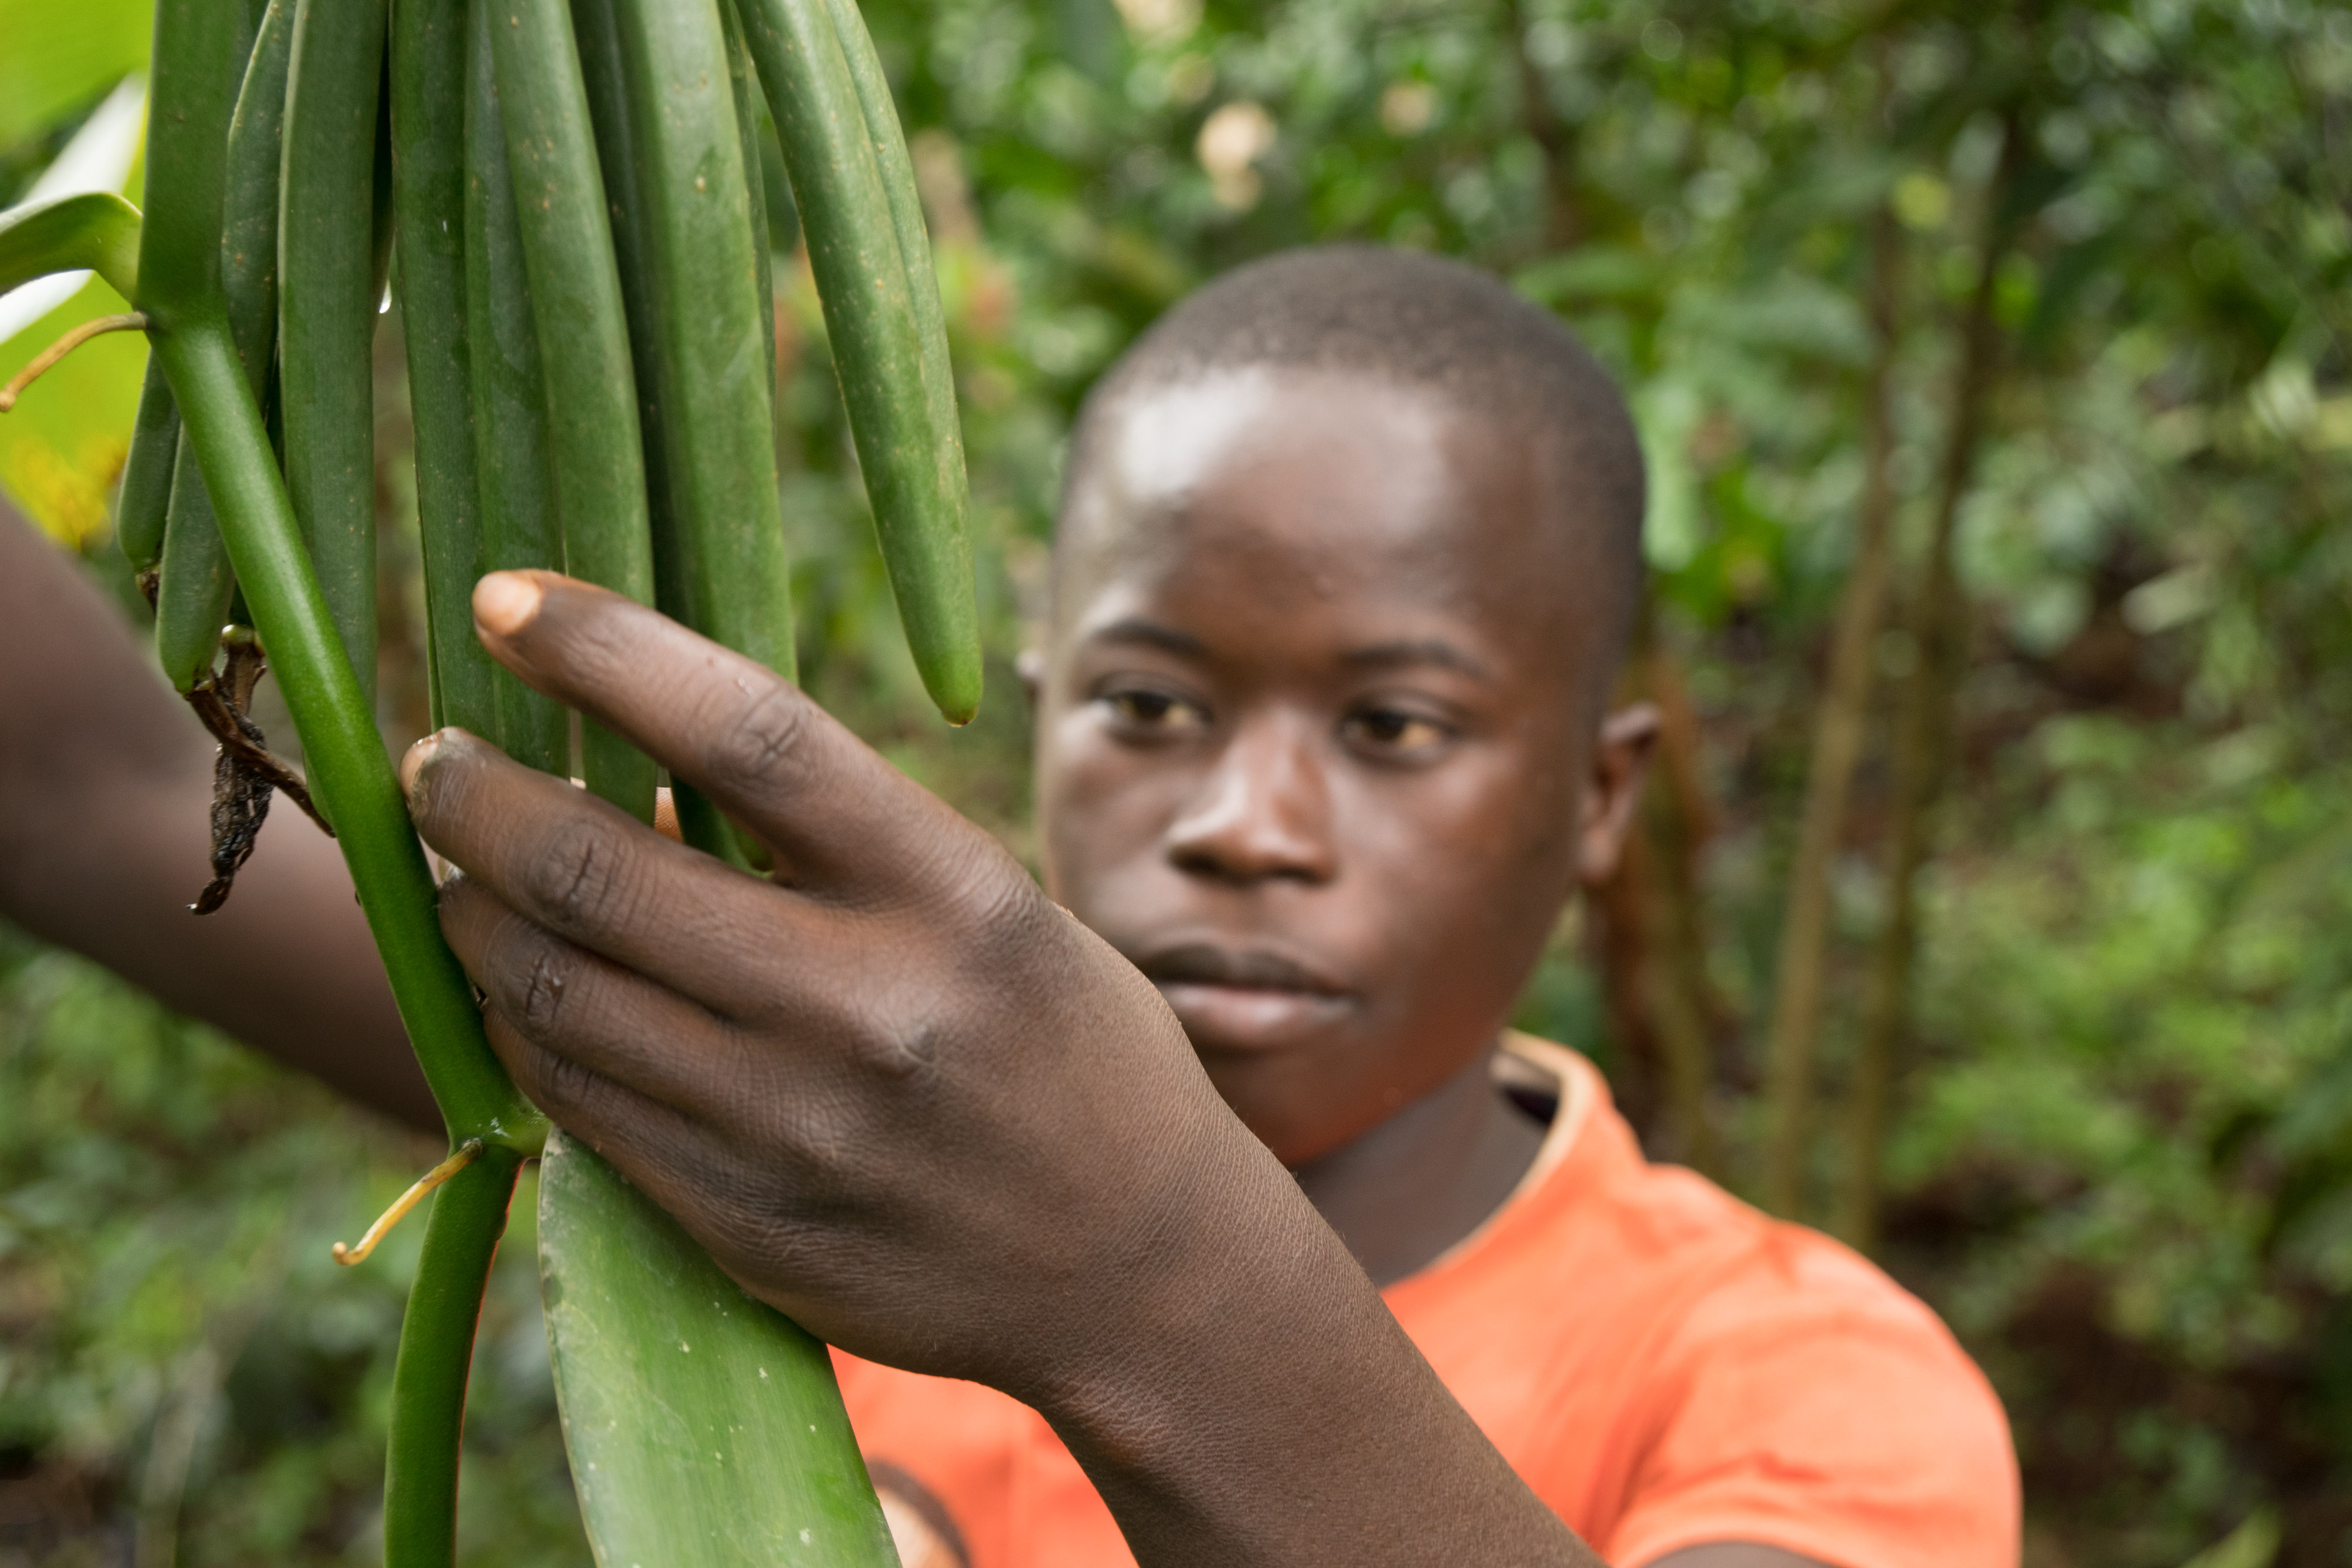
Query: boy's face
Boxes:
[{"xmin": 1033, "ymin": 367, "xmax": 1645, "ymax": 1168}]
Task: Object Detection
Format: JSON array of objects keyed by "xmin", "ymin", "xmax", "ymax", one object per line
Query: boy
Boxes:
[{"xmin": 0, "ymin": 246, "xmax": 2015, "ymax": 1566}]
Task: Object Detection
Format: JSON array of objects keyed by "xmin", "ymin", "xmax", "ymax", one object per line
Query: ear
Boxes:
[{"xmin": 1577, "ymin": 703, "xmax": 1660, "ymax": 887}]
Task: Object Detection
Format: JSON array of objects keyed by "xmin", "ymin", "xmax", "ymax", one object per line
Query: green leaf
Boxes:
[
  {"xmin": 0, "ymin": 190, "xmax": 141, "ymax": 300},
  {"xmin": 0, "ymin": 273, "xmax": 143, "ymax": 546},
  {"xmin": 537, "ymin": 1131, "xmax": 900, "ymax": 1568},
  {"xmin": 0, "ymin": 0, "xmax": 151, "ymax": 153}
]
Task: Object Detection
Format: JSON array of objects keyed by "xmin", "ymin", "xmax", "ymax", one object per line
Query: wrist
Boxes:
[
  {"xmin": 1009, "ymin": 1122, "xmax": 1593, "ymax": 1567},
  {"xmin": 1019, "ymin": 1135, "xmax": 1394, "ymax": 1540}
]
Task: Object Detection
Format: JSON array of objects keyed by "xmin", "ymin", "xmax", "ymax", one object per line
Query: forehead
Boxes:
[{"xmin": 1057, "ymin": 367, "xmax": 1577, "ymax": 650}]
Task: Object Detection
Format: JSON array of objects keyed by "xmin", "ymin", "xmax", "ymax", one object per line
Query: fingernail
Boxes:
[
  {"xmin": 400, "ymin": 731, "xmax": 445, "ymax": 799},
  {"xmin": 473, "ymin": 571, "xmax": 544, "ymax": 638}
]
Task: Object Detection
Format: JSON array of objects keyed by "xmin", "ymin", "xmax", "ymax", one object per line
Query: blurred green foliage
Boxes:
[{"xmin": 5, "ymin": 0, "xmax": 2352, "ymax": 1564}]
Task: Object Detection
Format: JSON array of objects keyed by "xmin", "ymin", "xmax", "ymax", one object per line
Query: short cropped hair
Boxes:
[{"xmin": 1061, "ymin": 243, "xmax": 1647, "ymax": 671}]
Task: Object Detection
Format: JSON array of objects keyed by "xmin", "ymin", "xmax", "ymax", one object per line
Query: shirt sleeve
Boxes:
[{"xmin": 1599, "ymin": 1236, "xmax": 2020, "ymax": 1568}]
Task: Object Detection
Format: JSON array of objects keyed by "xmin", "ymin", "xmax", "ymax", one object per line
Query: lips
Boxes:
[{"xmin": 1135, "ymin": 940, "xmax": 1355, "ymax": 1049}]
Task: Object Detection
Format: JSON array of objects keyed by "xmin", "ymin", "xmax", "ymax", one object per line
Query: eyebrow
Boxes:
[
  {"xmin": 1083, "ymin": 620, "xmax": 1494, "ymax": 681},
  {"xmin": 1083, "ymin": 617, "xmax": 1207, "ymax": 657},
  {"xmin": 1339, "ymin": 638, "xmax": 1494, "ymax": 681}
]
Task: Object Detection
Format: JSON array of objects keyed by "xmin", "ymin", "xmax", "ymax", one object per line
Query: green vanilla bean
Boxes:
[
  {"xmin": 116, "ymin": 356, "xmax": 179, "ymax": 579},
  {"xmin": 382, "ymin": 1143, "xmax": 524, "ymax": 1568},
  {"xmin": 225, "ymin": 0, "xmax": 295, "ymax": 390},
  {"xmin": 153, "ymin": 437, "xmax": 235, "ymax": 691},
  {"xmin": 390, "ymin": 0, "xmax": 493, "ymax": 735},
  {"xmin": 152, "ymin": 0, "xmax": 298, "ymax": 693},
  {"xmin": 823, "ymin": 0, "xmax": 980, "ymax": 725},
  {"xmin": 278, "ymin": 0, "xmax": 389, "ymax": 706},
  {"xmin": 488, "ymin": 0, "xmax": 658, "ymax": 823},
  {"xmin": 461, "ymin": 5, "xmax": 566, "ymax": 775},
  {"xmin": 736, "ymin": 0, "xmax": 981, "ymax": 726},
  {"xmin": 133, "ymin": 0, "xmax": 237, "ymax": 687},
  {"xmin": 133, "ymin": 1, "xmax": 237, "ymax": 330},
  {"xmin": 563, "ymin": 0, "xmax": 752, "ymax": 868},
  {"xmin": 720, "ymin": 1, "xmax": 777, "ymax": 402},
  {"xmin": 602, "ymin": 0, "xmax": 794, "ymax": 686},
  {"xmin": 575, "ymin": 0, "xmax": 792, "ymax": 867}
]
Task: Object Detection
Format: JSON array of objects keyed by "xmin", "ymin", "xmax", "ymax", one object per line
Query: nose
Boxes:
[{"xmin": 1164, "ymin": 716, "xmax": 1338, "ymax": 885}]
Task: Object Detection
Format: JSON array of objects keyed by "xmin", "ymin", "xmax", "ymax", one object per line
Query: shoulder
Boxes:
[
  {"xmin": 1458, "ymin": 1041, "xmax": 2019, "ymax": 1568},
  {"xmin": 1606, "ymin": 1220, "xmax": 2018, "ymax": 1568}
]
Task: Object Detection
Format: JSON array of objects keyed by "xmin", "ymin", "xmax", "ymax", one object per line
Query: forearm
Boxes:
[
  {"xmin": 1034, "ymin": 1149, "xmax": 1599, "ymax": 1567},
  {"xmin": 0, "ymin": 504, "xmax": 435, "ymax": 1129}
]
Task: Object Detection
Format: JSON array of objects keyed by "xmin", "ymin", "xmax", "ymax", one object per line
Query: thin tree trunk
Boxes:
[
  {"xmin": 1832, "ymin": 114, "xmax": 2025, "ymax": 1251},
  {"xmin": 1641, "ymin": 640, "xmax": 1722, "ymax": 1176},
  {"xmin": 1508, "ymin": 0, "xmax": 1583, "ymax": 252},
  {"xmin": 1757, "ymin": 202, "xmax": 1905, "ymax": 1218},
  {"xmin": 1591, "ymin": 613, "xmax": 1723, "ymax": 1175}
]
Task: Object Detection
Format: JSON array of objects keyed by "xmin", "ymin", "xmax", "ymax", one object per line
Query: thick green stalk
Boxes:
[
  {"xmin": 143, "ymin": 18, "xmax": 542, "ymax": 1568},
  {"xmin": 737, "ymin": 0, "xmax": 980, "ymax": 725},
  {"xmin": 382, "ymin": 1144, "xmax": 524, "ymax": 1568},
  {"xmin": 279, "ymin": 0, "xmax": 390, "ymax": 706},
  {"xmin": 152, "ymin": 0, "xmax": 298, "ymax": 693},
  {"xmin": 461, "ymin": 6, "xmax": 566, "ymax": 775},
  {"xmin": 139, "ymin": 0, "xmax": 516, "ymax": 1121},
  {"xmin": 116, "ymin": 356, "xmax": 179, "ymax": 578},
  {"xmin": 139, "ymin": 0, "xmax": 537, "ymax": 1136},
  {"xmin": 154, "ymin": 321, "xmax": 543, "ymax": 1149},
  {"xmin": 489, "ymin": 0, "xmax": 658, "ymax": 822},
  {"xmin": 390, "ymin": 0, "xmax": 494, "ymax": 735}
]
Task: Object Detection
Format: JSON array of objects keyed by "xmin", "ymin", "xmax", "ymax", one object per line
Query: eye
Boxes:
[
  {"xmin": 1340, "ymin": 704, "xmax": 1454, "ymax": 760},
  {"xmin": 1100, "ymin": 685, "xmax": 1211, "ymax": 738}
]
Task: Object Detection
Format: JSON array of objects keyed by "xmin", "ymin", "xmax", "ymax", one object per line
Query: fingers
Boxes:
[
  {"xmin": 439, "ymin": 873, "xmax": 743, "ymax": 1118},
  {"xmin": 404, "ymin": 727, "xmax": 795, "ymax": 1015},
  {"xmin": 469, "ymin": 570, "xmax": 963, "ymax": 898},
  {"xmin": 488, "ymin": 1011, "xmax": 743, "ymax": 1243}
]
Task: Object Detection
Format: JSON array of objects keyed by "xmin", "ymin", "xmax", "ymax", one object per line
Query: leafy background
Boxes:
[{"xmin": 4, "ymin": 0, "xmax": 2350, "ymax": 1564}]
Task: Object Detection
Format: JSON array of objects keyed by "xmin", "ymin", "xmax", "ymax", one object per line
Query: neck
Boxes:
[{"xmin": 1291, "ymin": 1045, "xmax": 1546, "ymax": 1288}]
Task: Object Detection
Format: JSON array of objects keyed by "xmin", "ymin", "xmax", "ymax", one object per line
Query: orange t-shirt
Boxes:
[{"xmin": 834, "ymin": 1035, "xmax": 2020, "ymax": 1568}]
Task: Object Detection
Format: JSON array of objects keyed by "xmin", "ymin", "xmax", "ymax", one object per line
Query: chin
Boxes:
[{"xmin": 1182, "ymin": 1029, "xmax": 1388, "ymax": 1167}]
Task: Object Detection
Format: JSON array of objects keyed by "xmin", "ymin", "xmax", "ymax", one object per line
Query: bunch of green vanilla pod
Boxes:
[{"xmin": 0, "ymin": 0, "xmax": 978, "ymax": 1559}]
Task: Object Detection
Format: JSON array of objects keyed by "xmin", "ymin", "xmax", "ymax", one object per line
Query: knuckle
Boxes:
[
  {"xmin": 701, "ymin": 682, "xmax": 812, "ymax": 800},
  {"xmin": 941, "ymin": 839, "xmax": 1053, "ymax": 950},
  {"xmin": 514, "ymin": 942, "xmax": 576, "ymax": 1037},
  {"xmin": 527, "ymin": 1041, "xmax": 610, "ymax": 1121},
  {"xmin": 527, "ymin": 817, "xmax": 634, "ymax": 932},
  {"xmin": 842, "ymin": 1001, "xmax": 943, "ymax": 1083}
]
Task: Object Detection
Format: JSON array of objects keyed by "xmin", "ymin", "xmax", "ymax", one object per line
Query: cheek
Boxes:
[
  {"xmin": 1034, "ymin": 708, "xmax": 1187, "ymax": 905},
  {"xmin": 1340, "ymin": 750, "xmax": 1579, "ymax": 977}
]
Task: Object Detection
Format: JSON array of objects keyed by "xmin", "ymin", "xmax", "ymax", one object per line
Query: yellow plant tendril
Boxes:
[
  {"xmin": 0, "ymin": 312, "xmax": 149, "ymax": 413},
  {"xmin": 333, "ymin": 1139, "xmax": 485, "ymax": 1265}
]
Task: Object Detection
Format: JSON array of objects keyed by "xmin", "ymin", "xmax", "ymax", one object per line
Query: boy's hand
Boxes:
[
  {"xmin": 402, "ymin": 571, "xmax": 1272, "ymax": 1401},
  {"xmin": 405, "ymin": 571, "xmax": 1594, "ymax": 1566}
]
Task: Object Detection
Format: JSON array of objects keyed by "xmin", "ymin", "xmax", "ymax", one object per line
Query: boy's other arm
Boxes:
[
  {"xmin": 0, "ymin": 502, "xmax": 436, "ymax": 1129},
  {"xmin": 409, "ymin": 573, "xmax": 1823, "ymax": 1568}
]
